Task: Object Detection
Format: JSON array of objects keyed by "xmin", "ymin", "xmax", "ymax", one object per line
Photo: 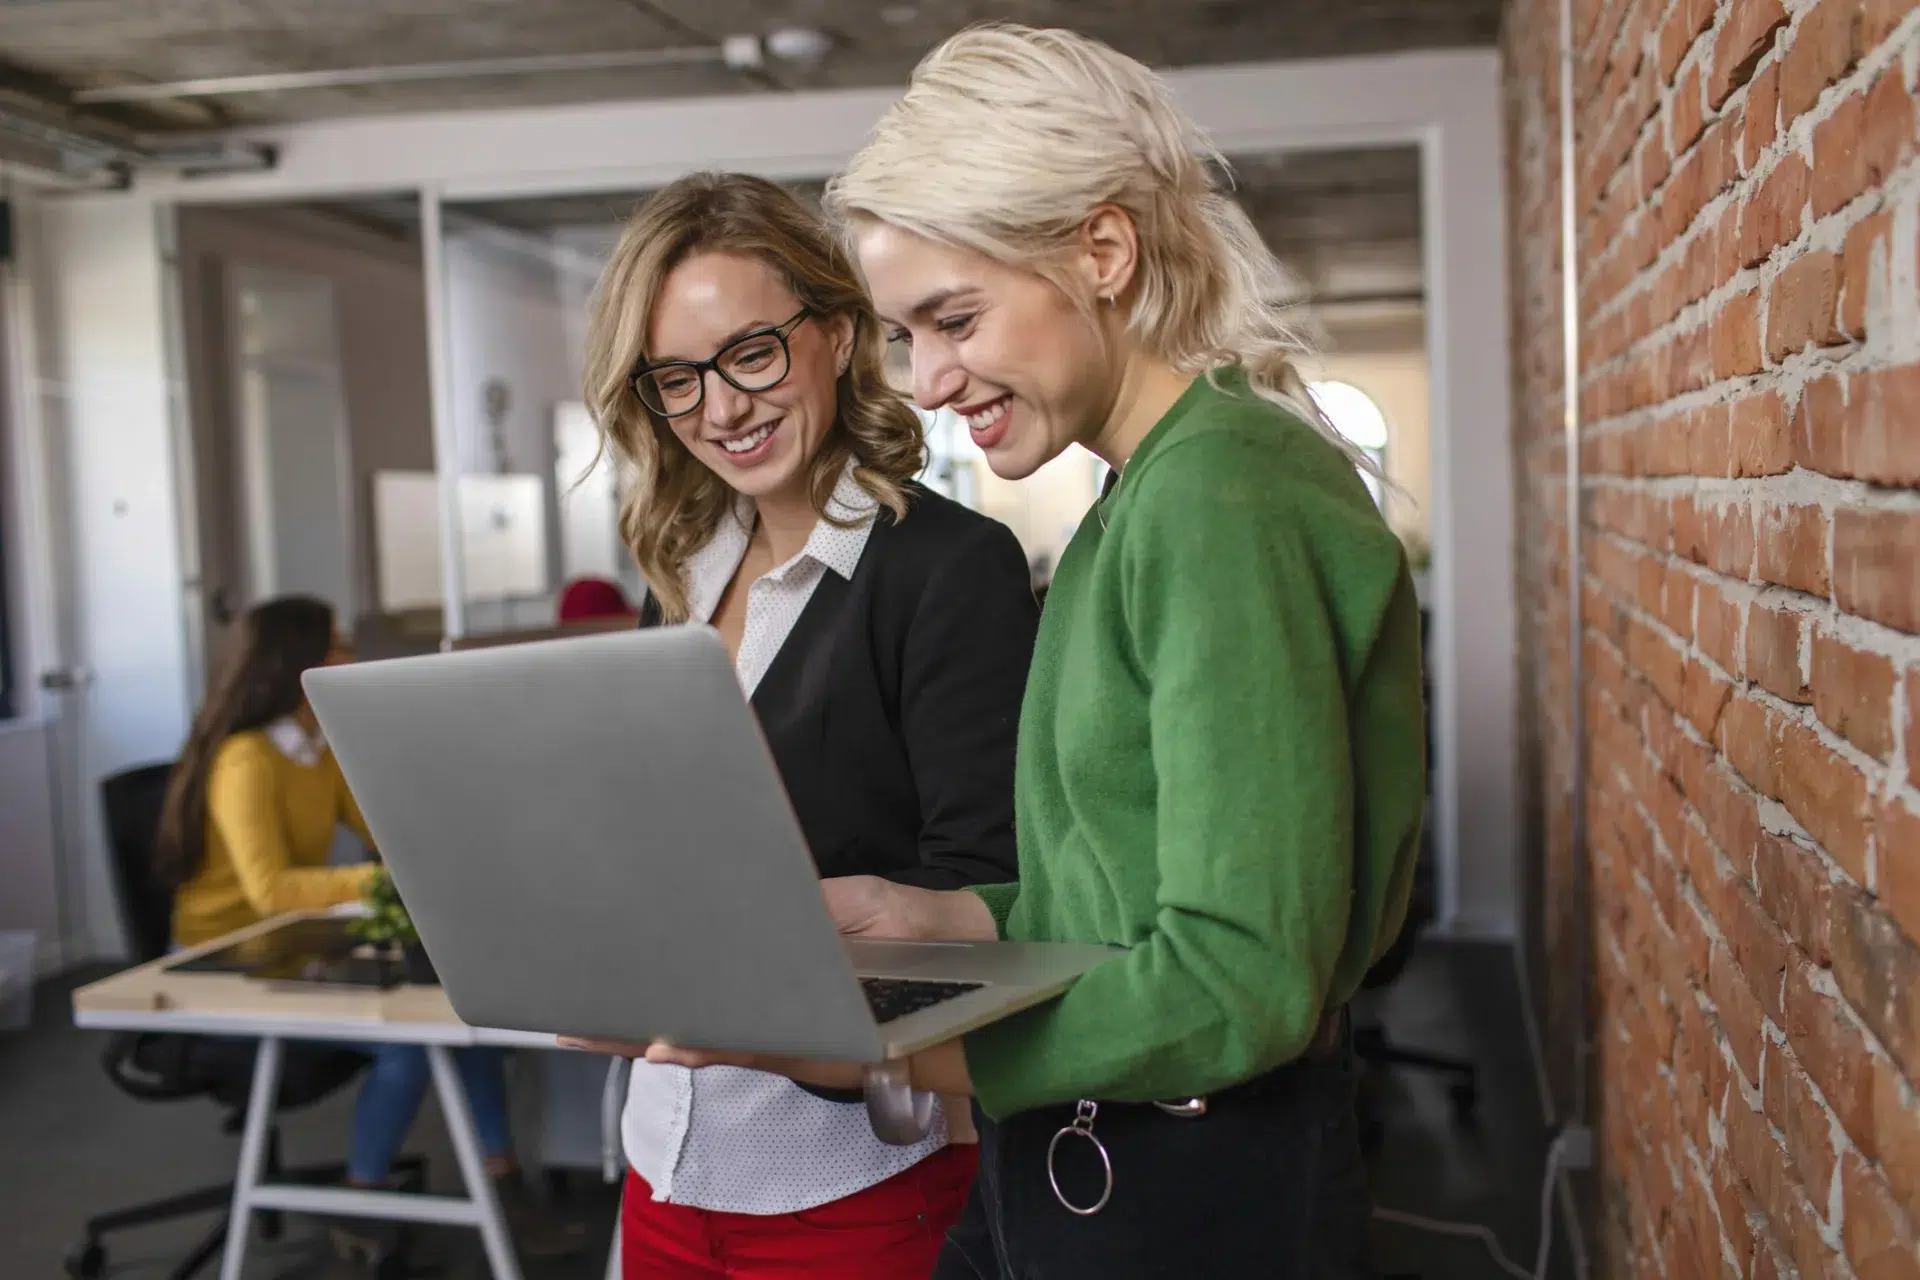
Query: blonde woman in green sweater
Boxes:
[{"xmin": 612, "ymin": 25, "xmax": 1426, "ymax": 1278}]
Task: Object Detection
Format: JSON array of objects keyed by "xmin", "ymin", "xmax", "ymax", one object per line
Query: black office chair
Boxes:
[
  {"xmin": 67, "ymin": 763, "xmax": 422, "ymax": 1280},
  {"xmin": 1352, "ymin": 607, "xmax": 1479, "ymax": 1151},
  {"xmin": 1353, "ymin": 849, "xmax": 1479, "ymax": 1128}
]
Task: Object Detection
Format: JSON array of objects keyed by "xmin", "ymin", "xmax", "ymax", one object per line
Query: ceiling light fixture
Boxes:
[{"xmin": 764, "ymin": 27, "xmax": 833, "ymax": 63}]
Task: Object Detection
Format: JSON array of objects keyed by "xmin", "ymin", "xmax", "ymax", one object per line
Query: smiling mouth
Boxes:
[
  {"xmin": 717, "ymin": 421, "xmax": 777, "ymax": 454},
  {"xmin": 962, "ymin": 397, "xmax": 1010, "ymax": 433}
]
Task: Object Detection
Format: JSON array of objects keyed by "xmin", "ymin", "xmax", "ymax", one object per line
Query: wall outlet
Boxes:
[{"xmin": 1559, "ymin": 1124, "xmax": 1595, "ymax": 1170}]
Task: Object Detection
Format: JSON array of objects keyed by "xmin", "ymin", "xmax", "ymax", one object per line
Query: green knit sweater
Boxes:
[{"xmin": 963, "ymin": 370, "xmax": 1427, "ymax": 1120}]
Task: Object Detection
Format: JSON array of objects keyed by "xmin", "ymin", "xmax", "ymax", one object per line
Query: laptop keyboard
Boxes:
[{"xmin": 860, "ymin": 976, "xmax": 984, "ymax": 1025}]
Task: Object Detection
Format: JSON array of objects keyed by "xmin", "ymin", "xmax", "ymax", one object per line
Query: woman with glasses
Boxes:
[
  {"xmin": 574, "ymin": 172, "xmax": 1038, "ymax": 1280},
  {"xmin": 636, "ymin": 26, "xmax": 1425, "ymax": 1279}
]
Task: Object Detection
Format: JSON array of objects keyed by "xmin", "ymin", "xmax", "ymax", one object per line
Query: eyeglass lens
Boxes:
[{"xmin": 637, "ymin": 330, "xmax": 792, "ymax": 416}]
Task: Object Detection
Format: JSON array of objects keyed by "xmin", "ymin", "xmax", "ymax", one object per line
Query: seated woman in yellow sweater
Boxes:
[{"xmin": 154, "ymin": 595, "xmax": 581, "ymax": 1267}]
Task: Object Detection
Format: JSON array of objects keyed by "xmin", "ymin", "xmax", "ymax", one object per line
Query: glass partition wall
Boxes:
[
  {"xmin": 173, "ymin": 194, "xmax": 434, "ymax": 667},
  {"xmin": 167, "ymin": 147, "xmax": 1426, "ymax": 652},
  {"xmin": 429, "ymin": 190, "xmax": 644, "ymax": 638}
]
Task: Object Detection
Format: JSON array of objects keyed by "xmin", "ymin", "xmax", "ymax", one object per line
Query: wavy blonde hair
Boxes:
[
  {"xmin": 583, "ymin": 172, "xmax": 925, "ymax": 622},
  {"xmin": 824, "ymin": 23, "xmax": 1374, "ymax": 476}
]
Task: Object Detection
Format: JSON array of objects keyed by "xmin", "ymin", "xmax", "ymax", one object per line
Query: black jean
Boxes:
[{"xmin": 934, "ymin": 1033, "xmax": 1376, "ymax": 1280}]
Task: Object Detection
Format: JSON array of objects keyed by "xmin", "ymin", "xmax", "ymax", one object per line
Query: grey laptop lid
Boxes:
[{"xmin": 303, "ymin": 627, "xmax": 887, "ymax": 1061}]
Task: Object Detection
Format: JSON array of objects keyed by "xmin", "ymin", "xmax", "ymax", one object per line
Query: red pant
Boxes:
[{"xmin": 621, "ymin": 1144, "xmax": 977, "ymax": 1279}]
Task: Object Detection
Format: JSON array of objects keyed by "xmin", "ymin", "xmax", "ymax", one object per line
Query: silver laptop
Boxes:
[{"xmin": 302, "ymin": 627, "xmax": 1116, "ymax": 1062}]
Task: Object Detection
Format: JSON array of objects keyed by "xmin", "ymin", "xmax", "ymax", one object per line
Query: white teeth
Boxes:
[
  {"xmin": 720, "ymin": 423, "xmax": 775, "ymax": 454},
  {"xmin": 966, "ymin": 399, "xmax": 1009, "ymax": 432}
]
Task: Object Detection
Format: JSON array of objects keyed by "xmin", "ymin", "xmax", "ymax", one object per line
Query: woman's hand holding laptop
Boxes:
[
  {"xmin": 555, "ymin": 875, "xmax": 997, "ymax": 1094},
  {"xmin": 821, "ymin": 875, "xmax": 1001, "ymax": 945}
]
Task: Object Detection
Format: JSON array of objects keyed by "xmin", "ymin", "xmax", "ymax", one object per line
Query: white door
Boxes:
[
  {"xmin": 229, "ymin": 266, "xmax": 357, "ymax": 620},
  {"xmin": 0, "ymin": 222, "xmax": 70, "ymax": 979},
  {"xmin": 5, "ymin": 198, "xmax": 195, "ymax": 966}
]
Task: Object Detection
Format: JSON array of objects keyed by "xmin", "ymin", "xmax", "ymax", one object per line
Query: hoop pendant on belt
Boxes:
[
  {"xmin": 1046, "ymin": 1096, "xmax": 1209, "ymax": 1215},
  {"xmin": 1047, "ymin": 1101, "xmax": 1113, "ymax": 1216}
]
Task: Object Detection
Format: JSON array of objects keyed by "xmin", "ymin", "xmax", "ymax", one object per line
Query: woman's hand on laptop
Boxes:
[{"xmin": 823, "ymin": 877, "xmax": 998, "ymax": 942}]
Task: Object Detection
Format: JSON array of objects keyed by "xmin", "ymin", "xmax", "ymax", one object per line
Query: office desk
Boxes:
[{"xmin": 72, "ymin": 910, "xmax": 561, "ymax": 1280}]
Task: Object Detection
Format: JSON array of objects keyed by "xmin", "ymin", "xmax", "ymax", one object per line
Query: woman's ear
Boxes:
[
  {"xmin": 1075, "ymin": 205, "xmax": 1142, "ymax": 305},
  {"xmin": 826, "ymin": 312, "xmax": 857, "ymax": 375}
]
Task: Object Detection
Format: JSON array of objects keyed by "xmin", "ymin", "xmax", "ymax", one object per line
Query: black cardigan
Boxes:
[{"xmin": 640, "ymin": 483, "xmax": 1037, "ymax": 892}]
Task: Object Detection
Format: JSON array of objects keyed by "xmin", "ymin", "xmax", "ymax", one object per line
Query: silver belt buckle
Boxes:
[{"xmin": 1151, "ymin": 1096, "xmax": 1208, "ymax": 1118}]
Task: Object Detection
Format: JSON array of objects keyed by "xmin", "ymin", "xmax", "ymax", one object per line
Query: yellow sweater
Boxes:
[{"xmin": 171, "ymin": 729, "xmax": 379, "ymax": 946}]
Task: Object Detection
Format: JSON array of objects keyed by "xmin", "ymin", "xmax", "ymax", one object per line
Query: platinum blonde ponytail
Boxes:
[{"xmin": 825, "ymin": 23, "xmax": 1381, "ymax": 479}]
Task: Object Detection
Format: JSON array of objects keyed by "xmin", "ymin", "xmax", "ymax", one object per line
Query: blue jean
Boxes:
[{"xmin": 343, "ymin": 1043, "xmax": 513, "ymax": 1184}]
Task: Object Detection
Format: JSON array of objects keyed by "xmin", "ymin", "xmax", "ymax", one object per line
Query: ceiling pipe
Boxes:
[
  {"xmin": 0, "ymin": 103, "xmax": 143, "ymax": 186},
  {"xmin": 0, "ymin": 103, "xmax": 279, "ymax": 186},
  {"xmin": 73, "ymin": 30, "xmax": 831, "ymax": 106}
]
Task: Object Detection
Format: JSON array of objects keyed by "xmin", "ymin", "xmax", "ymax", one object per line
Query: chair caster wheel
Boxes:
[
  {"xmin": 65, "ymin": 1241, "xmax": 106, "ymax": 1279},
  {"xmin": 1449, "ymin": 1080, "xmax": 1478, "ymax": 1119}
]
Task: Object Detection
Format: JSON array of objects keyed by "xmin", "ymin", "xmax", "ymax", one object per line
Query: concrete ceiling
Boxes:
[
  {"xmin": 0, "ymin": 1, "xmax": 1501, "ymax": 135},
  {"xmin": 1227, "ymin": 146, "xmax": 1424, "ymax": 311}
]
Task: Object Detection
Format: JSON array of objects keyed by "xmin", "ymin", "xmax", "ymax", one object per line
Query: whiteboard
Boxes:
[
  {"xmin": 461, "ymin": 474, "xmax": 549, "ymax": 600},
  {"xmin": 373, "ymin": 470, "xmax": 549, "ymax": 612},
  {"xmin": 553, "ymin": 401, "xmax": 621, "ymax": 583}
]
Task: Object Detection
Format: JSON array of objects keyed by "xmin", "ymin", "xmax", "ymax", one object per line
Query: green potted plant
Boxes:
[
  {"xmin": 1399, "ymin": 529, "xmax": 1432, "ymax": 574},
  {"xmin": 350, "ymin": 867, "xmax": 435, "ymax": 985}
]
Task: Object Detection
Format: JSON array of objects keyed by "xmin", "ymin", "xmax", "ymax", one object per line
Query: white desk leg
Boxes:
[
  {"xmin": 219, "ymin": 1035, "xmax": 284, "ymax": 1280},
  {"xmin": 603, "ymin": 1055, "xmax": 627, "ymax": 1280},
  {"xmin": 426, "ymin": 1045, "xmax": 522, "ymax": 1280}
]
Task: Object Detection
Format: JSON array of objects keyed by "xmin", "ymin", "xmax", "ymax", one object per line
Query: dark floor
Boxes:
[
  {"xmin": 1, "ymin": 940, "xmax": 1573, "ymax": 1279},
  {"xmin": 1362, "ymin": 940, "xmax": 1579, "ymax": 1280}
]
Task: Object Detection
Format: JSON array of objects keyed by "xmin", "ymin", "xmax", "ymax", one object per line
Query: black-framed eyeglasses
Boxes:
[{"xmin": 630, "ymin": 309, "xmax": 811, "ymax": 418}]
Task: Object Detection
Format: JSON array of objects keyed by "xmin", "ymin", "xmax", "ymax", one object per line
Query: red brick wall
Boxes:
[{"xmin": 1504, "ymin": 0, "xmax": 1920, "ymax": 1275}]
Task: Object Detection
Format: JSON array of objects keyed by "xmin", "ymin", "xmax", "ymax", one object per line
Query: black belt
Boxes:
[
  {"xmin": 1045, "ymin": 1006, "xmax": 1351, "ymax": 1216},
  {"xmin": 1139, "ymin": 1004, "xmax": 1349, "ymax": 1119}
]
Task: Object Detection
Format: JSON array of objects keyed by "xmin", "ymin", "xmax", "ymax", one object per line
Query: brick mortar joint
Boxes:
[
  {"xmin": 1576, "ymin": 47, "xmax": 1784, "ymax": 296},
  {"xmin": 1585, "ymin": 472, "xmax": 1920, "ymax": 516},
  {"xmin": 1581, "ymin": 591, "xmax": 1844, "ymax": 876},
  {"xmin": 1676, "ymin": 1135, "xmax": 1747, "ymax": 1269},
  {"xmin": 1580, "ymin": 22, "xmax": 1920, "ymax": 331},
  {"xmin": 1891, "ymin": 667, "xmax": 1913, "ymax": 806},
  {"xmin": 1582, "ymin": 155, "xmax": 1920, "ymax": 357},
  {"xmin": 1588, "ymin": 626, "xmax": 1920, "ymax": 1130},
  {"xmin": 1580, "ymin": 553, "xmax": 1914, "ymax": 813},
  {"xmin": 1595, "ymin": 240, "xmax": 1920, "ymax": 392},
  {"xmin": 1616, "ymin": 834, "xmax": 1864, "ymax": 1245},
  {"xmin": 1574, "ymin": 1, "xmax": 1667, "ymax": 138},
  {"xmin": 1633, "ymin": 6, "xmax": 1916, "ymax": 228},
  {"xmin": 1746, "ymin": 680, "xmax": 1900, "ymax": 790},
  {"xmin": 1584, "ymin": 508, "xmax": 1920, "ymax": 666}
]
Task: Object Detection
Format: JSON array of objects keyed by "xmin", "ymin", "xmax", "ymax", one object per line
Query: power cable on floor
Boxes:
[{"xmin": 1374, "ymin": 1128, "xmax": 1568, "ymax": 1280}]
